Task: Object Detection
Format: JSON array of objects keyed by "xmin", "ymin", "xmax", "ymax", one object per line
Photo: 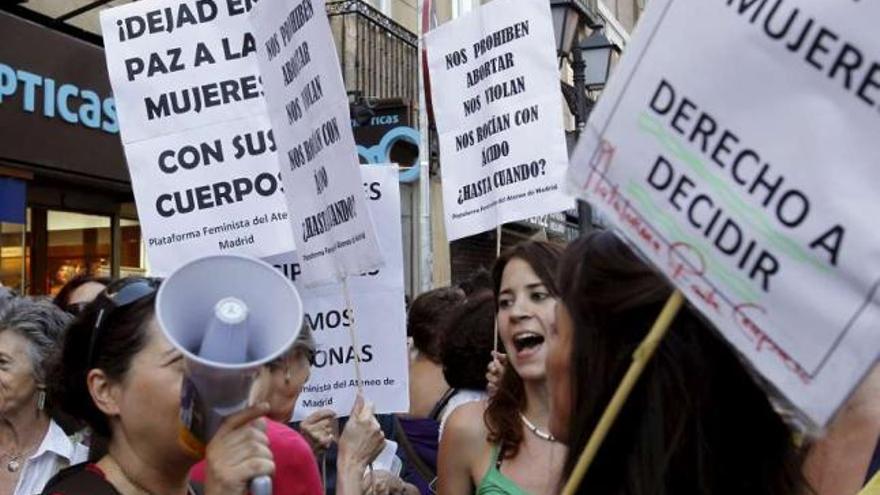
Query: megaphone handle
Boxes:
[{"xmin": 250, "ymin": 475, "xmax": 272, "ymax": 495}]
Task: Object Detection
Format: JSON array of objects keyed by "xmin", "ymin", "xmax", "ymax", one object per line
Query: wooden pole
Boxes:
[
  {"xmin": 341, "ymin": 277, "xmax": 365, "ymax": 395},
  {"xmin": 561, "ymin": 290, "xmax": 686, "ymax": 495},
  {"xmin": 493, "ymin": 223, "xmax": 502, "ymax": 352},
  {"xmin": 859, "ymin": 472, "xmax": 880, "ymax": 495}
]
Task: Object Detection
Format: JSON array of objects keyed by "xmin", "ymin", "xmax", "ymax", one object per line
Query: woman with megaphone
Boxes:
[
  {"xmin": 40, "ymin": 277, "xmax": 272, "ymax": 494},
  {"xmin": 40, "ymin": 277, "xmax": 386, "ymax": 495}
]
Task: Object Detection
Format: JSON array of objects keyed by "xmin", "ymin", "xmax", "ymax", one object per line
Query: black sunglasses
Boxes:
[
  {"xmin": 64, "ymin": 301, "xmax": 90, "ymax": 316},
  {"xmin": 86, "ymin": 277, "xmax": 161, "ymax": 368}
]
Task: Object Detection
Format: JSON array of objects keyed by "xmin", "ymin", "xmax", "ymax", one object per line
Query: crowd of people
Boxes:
[{"xmin": 0, "ymin": 232, "xmax": 877, "ymax": 495}]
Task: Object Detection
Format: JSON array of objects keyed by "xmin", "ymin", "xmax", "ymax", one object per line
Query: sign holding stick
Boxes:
[
  {"xmin": 561, "ymin": 291, "xmax": 685, "ymax": 494},
  {"xmin": 100, "ymin": 1, "xmax": 296, "ymax": 275},
  {"xmin": 250, "ymin": 0, "xmax": 384, "ymax": 286},
  {"xmin": 567, "ymin": 0, "xmax": 880, "ymax": 427},
  {"xmin": 264, "ymin": 165, "xmax": 409, "ymax": 418},
  {"xmin": 424, "ymin": 0, "xmax": 573, "ymax": 241}
]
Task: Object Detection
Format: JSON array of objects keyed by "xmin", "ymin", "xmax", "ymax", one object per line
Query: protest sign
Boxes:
[
  {"xmin": 567, "ymin": 0, "xmax": 880, "ymax": 427},
  {"xmin": 264, "ymin": 165, "xmax": 409, "ymax": 418},
  {"xmin": 100, "ymin": 1, "xmax": 295, "ymax": 275},
  {"xmin": 101, "ymin": 0, "xmax": 269, "ymax": 144},
  {"xmin": 424, "ymin": 0, "xmax": 573, "ymax": 241},
  {"xmin": 250, "ymin": 0, "xmax": 384, "ymax": 286}
]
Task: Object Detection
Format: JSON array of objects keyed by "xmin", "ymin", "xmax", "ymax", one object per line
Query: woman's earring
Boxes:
[
  {"xmin": 36, "ymin": 390, "xmax": 46, "ymax": 411},
  {"xmin": 284, "ymin": 366, "xmax": 292, "ymax": 385}
]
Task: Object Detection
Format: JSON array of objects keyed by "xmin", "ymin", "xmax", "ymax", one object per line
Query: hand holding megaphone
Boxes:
[
  {"xmin": 203, "ymin": 402, "xmax": 275, "ymax": 495},
  {"xmin": 157, "ymin": 254, "xmax": 305, "ymax": 495}
]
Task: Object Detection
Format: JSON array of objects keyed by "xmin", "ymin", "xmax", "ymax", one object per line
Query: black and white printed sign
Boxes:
[
  {"xmin": 425, "ymin": 0, "xmax": 573, "ymax": 240},
  {"xmin": 567, "ymin": 0, "xmax": 880, "ymax": 426},
  {"xmin": 250, "ymin": 0, "xmax": 384, "ymax": 286},
  {"xmin": 100, "ymin": 0, "xmax": 295, "ymax": 275},
  {"xmin": 265, "ymin": 166, "xmax": 409, "ymax": 418}
]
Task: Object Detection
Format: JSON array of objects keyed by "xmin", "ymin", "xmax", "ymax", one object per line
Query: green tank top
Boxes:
[{"xmin": 475, "ymin": 445, "xmax": 532, "ymax": 495}]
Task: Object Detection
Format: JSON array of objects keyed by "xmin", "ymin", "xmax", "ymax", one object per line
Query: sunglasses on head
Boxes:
[
  {"xmin": 64, "ymin": 301, "xmax": 90, "ymax": 316},
  {"xmin": 86, "ymin": 277, "xmax": 161, "ymax": 368}
]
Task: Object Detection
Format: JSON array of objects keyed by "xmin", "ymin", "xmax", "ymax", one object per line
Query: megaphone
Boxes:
[{"xmin": 156, "ymin": 254, "xmax": 304, "ymax": 495}]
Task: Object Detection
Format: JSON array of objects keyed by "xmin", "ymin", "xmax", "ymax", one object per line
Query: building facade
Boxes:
[{"xmin": 0, "ymin": 0, "xmax": 420, "ymax": 295}]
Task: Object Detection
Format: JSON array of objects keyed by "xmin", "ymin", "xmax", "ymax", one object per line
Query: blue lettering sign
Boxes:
[{"xmin": 0, "ymin": 61, "xmax": 118, "ymax": 134}]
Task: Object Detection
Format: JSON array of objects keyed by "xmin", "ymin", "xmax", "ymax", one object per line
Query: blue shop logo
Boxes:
[
  {"xmin": 0, "ymin": 62, "xmax": 118, "ymax": 134},
  {"xmin": 357, "ymin": 125, "xmax": 421, "ymax": 183}
]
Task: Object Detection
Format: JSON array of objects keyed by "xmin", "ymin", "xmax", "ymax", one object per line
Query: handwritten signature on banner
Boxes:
[{"xmin": 582, "ymin": 139, "xmax": 812, "ymax": 385}]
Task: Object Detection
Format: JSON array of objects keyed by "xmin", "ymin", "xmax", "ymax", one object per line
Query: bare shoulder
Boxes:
[
  {"xmin": 443, "ymin": 400, "xmax": 488, "ymax": 449},
  {"xmin": 438, "ymin": 400, "xmax": 491, "ymax": 493}
]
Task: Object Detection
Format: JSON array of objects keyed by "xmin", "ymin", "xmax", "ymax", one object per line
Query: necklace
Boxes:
[
  {"xmin": 2, "ymin": 440, "xmax": 41, "ymax": 472},
  {"xmin": 5, "ymin": 453, "xmax": 23, "ymax": 473},
  {"xmin": 519, "ymin": 413, "xmax": 556, "ymax": 442}
]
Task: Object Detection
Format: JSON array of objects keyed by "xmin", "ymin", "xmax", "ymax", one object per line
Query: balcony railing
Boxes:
[{"xmin": 327, "ymin": 0, "xmax": 419, "ymax": 120}]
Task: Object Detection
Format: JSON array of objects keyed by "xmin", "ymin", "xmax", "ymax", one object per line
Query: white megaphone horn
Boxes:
[{"xmin": 156, "ymin": 254, "xmax": 304, "ymax": 495}]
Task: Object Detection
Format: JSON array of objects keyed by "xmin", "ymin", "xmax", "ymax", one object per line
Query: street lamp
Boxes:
[
  {"xmin": 549, "ymin": 0, "xmax": 602, "ymax": 57},
  {"xmin": 550, "ymin": 0, "xmax": 588, "ymax": 57},
  {"xmin": 550, "ymin": 0, "xmax": 616, "ymax": 236},
  {"xmin": 580, "ymin": 30, "xmax": 618, "ymax": 90}
]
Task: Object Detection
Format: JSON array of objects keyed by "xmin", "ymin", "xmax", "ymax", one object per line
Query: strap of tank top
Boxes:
[{"xmin": 428, "ymin": 387, "xmax": 458, "ymax": 421}]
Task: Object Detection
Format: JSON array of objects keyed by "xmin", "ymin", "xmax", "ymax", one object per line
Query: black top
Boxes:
[
  {"xmin": 41, "ymin": 462, "xmax": 204, "ymax": 495},
  {"xmin": 41, "ymin": 463, "xmax": 121, "ymax": 495}
]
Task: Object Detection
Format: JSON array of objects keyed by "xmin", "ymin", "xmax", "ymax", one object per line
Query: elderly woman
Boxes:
[
  {"xmin": 0, "ymin": 297, "xmax": 88, "ymax": 495},
  {"xmin": 191, "ymin": 323, "xmax": 393, "ymax": 495},
  {"xmin": 190, "ymin": 324, "xmax": 324, "ymax": 495}
]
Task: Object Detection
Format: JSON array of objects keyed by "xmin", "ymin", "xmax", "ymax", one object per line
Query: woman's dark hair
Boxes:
[
  {"xmin": 486, "ymin": 240, "xmax": 564, "ymax": 459},
  {"xmin": 53, "ymin": 274, "xmax": 112, "ymax": 311},
  {"xmin": 440, "ymin": 290, "xmax": 495, "ymax": 390},
  {"xmin": 557, "ymin": 231, "xmax": 806, "ymax": 494},
  {"xmin": 457, "ymin": 267, "xmax": 493, "ymax": 296},
  {"xmin": 49, "ymin": 285, "xmax": 158, "ymax": 440},
  {"xmin": 407, "ymin": 286, "xmax": 466, "ymax": 361}
]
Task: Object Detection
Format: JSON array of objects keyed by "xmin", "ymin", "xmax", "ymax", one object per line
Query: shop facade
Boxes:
[{"xmin": 0, "ymin": 9, "xmax": 144, "ymax": 295}]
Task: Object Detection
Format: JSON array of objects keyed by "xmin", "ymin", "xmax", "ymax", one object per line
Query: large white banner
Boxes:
[
  {"xmin": 424, "ymin": 0, "xmax": 573, "ymax": 241},
  {"xmin": 100, "ymin": 0, "xmax": 295, "ymax": 275},
  {"xmin": 250, "ymin": 0, "xmax": 384, "ymax": 286},
  {"xmin": 265, "ymin": 165, "xmax": 409, "ymax": 418},
  {"xmin": 568, "ymin": 0, "xmax": 880, "ymax": 426}
]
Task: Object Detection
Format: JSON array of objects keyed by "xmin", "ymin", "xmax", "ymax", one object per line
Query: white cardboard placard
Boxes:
[
  {"xmin": 264, "ymin": 165, "xmax": 409, "ymax": 418},
  {"xmin": 250, "ymin": 0, "xmax": 384, "ymax": 286},
  {"xmin": 568, "ymin": 0, "xmax": 880, "ymax": 427},
  {"xmin": 100, "ymin": 1, "xmax": 296, "ymax": 275},
  {"xmin": 424, "ymin": 0, "xmax": 574, "ymax": 241}
]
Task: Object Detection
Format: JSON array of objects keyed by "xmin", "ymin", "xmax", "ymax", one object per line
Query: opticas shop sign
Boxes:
[
  {"xmin": 0, "ymin": 11, "xmax": 127, "ymax": 184},
  {"xmin": 0, "ymin": 62, "xmax": 118, "ymax": 134}
]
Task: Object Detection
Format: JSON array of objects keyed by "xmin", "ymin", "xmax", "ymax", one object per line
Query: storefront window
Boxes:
[
  {"xmin": 43, "ymin": 211, "xmax": 146, "ymax": 293},
  {"xmin": 47, "ymin": 211, "xmax": 111, "ymax": 294},
  {"xmin": 120, "ymin": 218, "xmax": 146, "ymax": 278},
  {"xmin": 0, "ymin": 219, "xmax": 28, "ymax": 292}
]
